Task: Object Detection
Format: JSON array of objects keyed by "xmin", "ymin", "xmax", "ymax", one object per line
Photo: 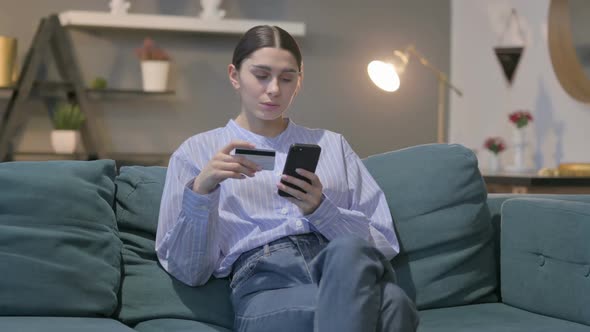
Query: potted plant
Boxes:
[
  {"xmin": 51, "ymin": 102, "xmax": 85, "ymax": 154},
  {"xmin": 135, "ymin": 37, "xmax": 171, "ymax": 92}
]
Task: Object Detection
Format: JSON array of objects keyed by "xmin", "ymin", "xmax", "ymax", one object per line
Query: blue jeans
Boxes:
[{"xmin": 229, "ymin": 233, "xmax": 419, "ymax": 332}]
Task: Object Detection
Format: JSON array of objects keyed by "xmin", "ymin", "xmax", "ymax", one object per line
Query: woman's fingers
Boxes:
[
  {"xmin": 213, "ymin": 159, "xmax": 257, "ymax": 177},
  {"xmin": 280, "ymin": 174, "xmax": 312, "ymax": 194}
]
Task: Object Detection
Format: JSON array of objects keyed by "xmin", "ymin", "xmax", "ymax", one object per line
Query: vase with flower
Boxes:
[
  {"xmin": 507, "ymin": 110, "xmax": 533, "ymax": 172},
  {"xmin": 483, "ymin": 137, "xmax": 506, "ymax": 173}
]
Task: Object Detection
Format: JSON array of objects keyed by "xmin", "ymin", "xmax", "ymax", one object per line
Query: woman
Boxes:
[{"xmin": 156, "ymin": 25, "xmax": 418, "ymax": 332}]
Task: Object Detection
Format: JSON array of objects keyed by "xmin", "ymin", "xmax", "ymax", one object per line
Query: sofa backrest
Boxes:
[
  {"xmin": 0, "ymin": 160, "xmax": 121, "ymax": 317},
  {"xmin": 114, "ymin": 143, "xmax": 498, "ymax": 323},
  {"xmin": 501, "ymin": 198, "xmax": 590, "ymax": 326},
  {"xmin": 362, "ymin": 143, "xmax": 498, "ymax": 310},
  {"xmin": 114, "ymin": 166, "xmax": 234, "ymax": 329}
]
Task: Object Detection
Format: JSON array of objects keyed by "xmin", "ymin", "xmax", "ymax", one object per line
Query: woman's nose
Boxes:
[{"xmin": 266, "ymin": 78, "xmax": 280, "ymax": 96}]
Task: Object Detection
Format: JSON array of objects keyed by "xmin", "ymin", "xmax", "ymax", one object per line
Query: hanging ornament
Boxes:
[{"xmin": 494, "ymin": 9, "xmax": 527, "ymax": 85}]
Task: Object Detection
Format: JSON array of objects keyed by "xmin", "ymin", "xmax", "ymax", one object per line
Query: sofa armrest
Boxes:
[{"xmin": 500, "ymin": 198, "xmax": 590, "ymax": 326}]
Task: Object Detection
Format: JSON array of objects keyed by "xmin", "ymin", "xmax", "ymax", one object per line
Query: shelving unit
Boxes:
[
  {"xmin": 0, "ymin": 14, "xmax": 176, "ymax": 163},
  {"xmin": 59, "ymin": 10, "xmax": 306, "ymax": 37}
]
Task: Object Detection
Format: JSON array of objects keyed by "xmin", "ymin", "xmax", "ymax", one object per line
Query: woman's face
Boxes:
[{"xmin": 229, "ymin": 47, "xmax": 301, "ymax": 123}]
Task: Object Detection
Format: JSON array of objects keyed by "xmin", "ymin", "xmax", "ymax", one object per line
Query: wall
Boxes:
[
  {"xmin": 450, "ymin": 0, "xmax": 590, "ymax": 171},
  {"xmin": 0, "ymin": 0, "xmax": 450, "ymax": 159}
]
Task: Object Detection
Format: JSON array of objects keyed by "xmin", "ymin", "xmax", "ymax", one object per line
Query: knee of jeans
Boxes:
[{"xmin": 325, "ymin": 235, "xmax": 376, "ymax": 263}]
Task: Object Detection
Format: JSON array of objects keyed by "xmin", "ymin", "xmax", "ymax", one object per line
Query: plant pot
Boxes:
[
  {"xmin": 51, "ymin": 130, "xmax": 79, "ymax": 154},
  {"xmin": 140, "ymin": 60, "xmax": 169, "ymax": 92}
]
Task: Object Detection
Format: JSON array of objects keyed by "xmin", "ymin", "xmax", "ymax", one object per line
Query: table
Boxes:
[{"xmin": 482, "ymin": 172, "xmax": 590, "ymax": 194}]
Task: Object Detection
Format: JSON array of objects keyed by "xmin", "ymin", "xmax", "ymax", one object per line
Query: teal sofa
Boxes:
[{"xmin": 1, "ymin": 144, "xmax": 589, "ymax": 332}]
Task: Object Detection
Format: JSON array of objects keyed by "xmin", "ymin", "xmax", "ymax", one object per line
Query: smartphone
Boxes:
[{"xmin": 278, "ymin": 143, "xmax": 322, "ymax": 198}]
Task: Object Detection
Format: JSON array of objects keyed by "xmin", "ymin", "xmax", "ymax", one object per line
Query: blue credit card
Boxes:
[{"xmin": 234, "ymin": 148, "xmax": 276, "ymax": 170}]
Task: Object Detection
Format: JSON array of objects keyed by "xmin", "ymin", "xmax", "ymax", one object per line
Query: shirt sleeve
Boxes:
[
  {"xmin": 155, "ymin": 149, "xmax": 221, "ymax": 286},
  {"xmin": 305, "ymin": 136, "xmax": 399, "ymax": 260}
]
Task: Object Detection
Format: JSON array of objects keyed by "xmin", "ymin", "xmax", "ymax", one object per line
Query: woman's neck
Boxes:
[{"xmin": 235, "ymin": 113, "xmax": 288, "ymax": 138}]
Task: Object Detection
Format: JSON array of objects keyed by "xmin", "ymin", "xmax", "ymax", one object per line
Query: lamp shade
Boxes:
[{"xmin": 367, "ymin": 60, "xmax": 401, "ymax": 92}]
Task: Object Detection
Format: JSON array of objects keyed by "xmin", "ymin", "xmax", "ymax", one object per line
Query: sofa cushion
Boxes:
[
  {"xmin": 501, "ymin": 198, "xmax": 590, "ymax": 326},
  {"xmin": 363, "ymin": 144, "xmax": 497, "ymax": 309},
  {"xmin": 418, "ymin": 303, "xmax": 590, "ymax": 332},
  {"xmin": 0, "ymin": 317, "xmax": 136, "ymax": 332},
  {"xmin": 0, "ymin": 160, "xmax": 121, "ymax": 317},
  {"xmin": 134, "ymin": 318, "xmax": 231, "ymax": 332},
  {"xmin": 114, "ymin": 166, "xmax": 233, "ymax": 329}
]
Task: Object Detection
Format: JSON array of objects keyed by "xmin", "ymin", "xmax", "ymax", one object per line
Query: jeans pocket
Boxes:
[{"xmin": 230, "ymin": 252, "xmax": 263, "ymax": 290}]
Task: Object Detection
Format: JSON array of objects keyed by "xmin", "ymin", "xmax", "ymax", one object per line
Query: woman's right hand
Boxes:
[{"xmin": 192, "ymin": 140, "xmax": 262, "ymax": 194}]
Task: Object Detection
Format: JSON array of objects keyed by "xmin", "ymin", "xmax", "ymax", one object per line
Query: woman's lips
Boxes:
[{"xmin": 260, "ymin": 102, "xmax": 280, "ymax": 111}]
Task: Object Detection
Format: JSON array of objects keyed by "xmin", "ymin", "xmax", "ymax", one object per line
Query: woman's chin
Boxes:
[{"xmin": 256, "ymin": 110, "xmax": 284, "ymax": 121}]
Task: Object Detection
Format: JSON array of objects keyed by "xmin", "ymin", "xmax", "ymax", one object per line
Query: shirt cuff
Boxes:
[
  {"xmin": 181, "ymin": 178, "xmax": 219, "ymax": 219},
  {"xmin": 305, "ymin": 194, "xmax": 340, "ymax": 230}
]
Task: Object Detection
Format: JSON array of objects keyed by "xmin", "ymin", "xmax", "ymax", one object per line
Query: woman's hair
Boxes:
[{"xmin": 232, "ymin": 25, "xmax": 302, "ymax": 71}]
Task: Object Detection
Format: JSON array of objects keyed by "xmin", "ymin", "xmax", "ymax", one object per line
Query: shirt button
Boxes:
[
  {"xmin": 280, "ymin": 207, "xmax": 288, "ymax": 214},
  {"xmin": 295, "ymin": 220, "xmax": 303, "ymax": 228}
]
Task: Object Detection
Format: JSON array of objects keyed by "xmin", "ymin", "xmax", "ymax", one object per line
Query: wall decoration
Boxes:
[
  {"xmin": 199, "ymin": 0, "xmax": 226, "ymax": 20},
  {"xmin": 109, "ymin": 0, "xmax": 131, "ymax": 15},
  {"xmin": 494, "ymin": 9, "xmax": 526, "ymax": 85}
]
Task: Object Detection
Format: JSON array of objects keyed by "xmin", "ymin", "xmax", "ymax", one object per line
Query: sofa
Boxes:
[{"xmin": 0, "ymin": 143, "xmax": 589, "ymax": 332}]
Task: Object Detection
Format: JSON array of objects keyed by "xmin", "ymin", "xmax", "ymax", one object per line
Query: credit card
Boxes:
[{"xmin": 234, "ymin": 148, "xmax": 276, "ymax": 171}]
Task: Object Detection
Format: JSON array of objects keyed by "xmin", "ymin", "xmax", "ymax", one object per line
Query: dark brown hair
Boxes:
[{"xmin": 232, "ymin": 25, "xmax": 302, "ymax": 71}]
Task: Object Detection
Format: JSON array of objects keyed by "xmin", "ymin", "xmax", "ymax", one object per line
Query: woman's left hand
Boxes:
[{"xmin": 277, "ymin": 168, "xmax": 323, "ymax": 215}]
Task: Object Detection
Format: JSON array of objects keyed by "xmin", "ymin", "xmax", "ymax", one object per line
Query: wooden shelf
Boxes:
[
  {"xmin": 0, "ymin": 81, "xmax": 174, "ymax": 98},
  {"xmin": 59, "ymin": 10, "xmax": 306, "ymax": 37},
  {"xmin": 0, "ymin": 86, "xmax": 15, "ymax": 99}
]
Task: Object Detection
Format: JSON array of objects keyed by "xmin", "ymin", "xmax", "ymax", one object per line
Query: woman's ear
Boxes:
[
  {"xmin": 228, "ymin": 64, "xmax": 240, "ymax": 89},
  {"xmin": 295, "ymin": 63, "xmax": 304, "ymax": 95}
]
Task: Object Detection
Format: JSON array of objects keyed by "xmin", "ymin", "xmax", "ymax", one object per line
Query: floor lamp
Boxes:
[{"xmin": 367, "ymin": 45, "xmax": 463, "ymax": 143}]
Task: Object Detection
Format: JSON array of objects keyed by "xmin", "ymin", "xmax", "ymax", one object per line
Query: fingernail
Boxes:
[{"xmin": 295, "ymin": 168, "xmax": 302, "ymax": 174}]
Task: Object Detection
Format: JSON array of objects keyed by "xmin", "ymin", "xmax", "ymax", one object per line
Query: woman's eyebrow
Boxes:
[{"xmin": 250, "ymin": 64, "xmax": 300, "ymax": 73}]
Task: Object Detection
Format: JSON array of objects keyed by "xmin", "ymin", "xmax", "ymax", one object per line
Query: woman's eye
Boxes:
[{"xmin": 281, "ymin": 78, "xmax": 293, "ymax": 83}]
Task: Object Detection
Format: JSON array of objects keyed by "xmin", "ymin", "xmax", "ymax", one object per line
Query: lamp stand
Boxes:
[
  {"xmin": 404, "ymin": 46, "xmax": 462, "ymax": 144},
  {"xmin": 437, "ymin": 75, "xmax": 445, "ymax": 143}
]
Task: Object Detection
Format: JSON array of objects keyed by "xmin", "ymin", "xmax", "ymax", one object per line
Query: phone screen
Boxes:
[{"xmin": 278, "ymin": 143, "xmax": 322, "ymax": 198}]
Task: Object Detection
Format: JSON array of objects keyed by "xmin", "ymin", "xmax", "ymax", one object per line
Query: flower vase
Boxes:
[
  {"xmin": 488, "ymin": 154, "xmax": 500, "ymax": 173},
  {"xmin": 507, "ymin": 127, "xmax": 529, "ymax": 173}
]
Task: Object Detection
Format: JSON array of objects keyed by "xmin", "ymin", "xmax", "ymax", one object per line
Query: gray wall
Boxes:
[{"xmin": 0, "ymin": 0, "xmax": 450, "ymax": 158}]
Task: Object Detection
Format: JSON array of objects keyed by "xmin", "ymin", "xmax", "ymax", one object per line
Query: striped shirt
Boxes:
[{"xmin": 156, "ymin": 119, "xmax": 399, "ymax": 286}]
